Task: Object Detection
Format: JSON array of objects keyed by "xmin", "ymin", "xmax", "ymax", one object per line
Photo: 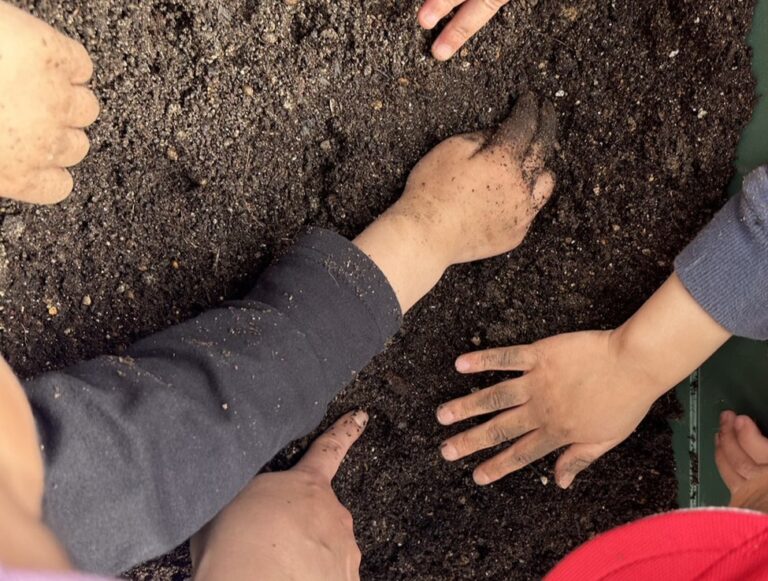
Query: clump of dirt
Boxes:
[{"xmin": 3, "ymin": 0, "xmax": 756, "ymax": 579}]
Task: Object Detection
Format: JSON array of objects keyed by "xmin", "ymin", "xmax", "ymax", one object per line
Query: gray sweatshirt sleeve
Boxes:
[
  {"xmin": 674, "ymin": 165, "xmax": 768, "ymax": 340},
  {"xmin": 24, "ymin": 228, "xmax": 401, "ymax": 574}
]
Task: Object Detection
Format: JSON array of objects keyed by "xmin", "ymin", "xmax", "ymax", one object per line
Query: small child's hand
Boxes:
[
  {"xmin": 716, "ymin": 412, "xmax": 768, "ymax": 514},
  {"xmin": 389, "ymin": 92, "xmax": 556, "ymax": 267},
  {"xmin": 418, "ymin": 0, "xmax": 510, "ymax": 61},
  {"xmin": 0, "ymin": 1, "xmax": 99, "ymax": 204},
  {"xmin": 436, "ymin": 330, "xmax": 659, "ymax": 487}
]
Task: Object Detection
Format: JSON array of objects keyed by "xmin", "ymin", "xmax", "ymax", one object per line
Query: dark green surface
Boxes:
[{"xmin": 673, "ymin": 0, "xmax": 768, "ymax": 508}]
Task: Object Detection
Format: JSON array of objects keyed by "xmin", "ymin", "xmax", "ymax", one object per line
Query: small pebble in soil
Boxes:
[
  {"xmin": 471, "ymin": 335, "xmax": 482, "ymax": 346},
  {"xmin": 166, "ymin": 146, "xmax": 179, "ymax": 161},
  {"xmin": 371, "ymin": 100, "xmax": 383, "ymax": 111},
  {"xmin": 47, "ymin": 305, "xmax": 59, "ymax": 317},
  {"xmin": 171, "ymin": 260, "xmax": 180, "ymax": 270},
  {"xmin": 243, "ymin": 85, "xmax": 254, "ymax": 97},
  {"xmin": 540, "ymin": 476, "xmax": 549, "ymax": 486},
  {"xmin": 320, "ymin": 140, "xmax": 332, "ymax": 152},
  {"xmin": 81, "ymin": 295, "xmax": 92, "ymax": 307}
]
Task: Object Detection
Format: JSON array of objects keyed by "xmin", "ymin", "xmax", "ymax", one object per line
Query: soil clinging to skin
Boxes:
[{"xmin": 4, "ymin": 0, "xmax": 757, "ymax": 579}]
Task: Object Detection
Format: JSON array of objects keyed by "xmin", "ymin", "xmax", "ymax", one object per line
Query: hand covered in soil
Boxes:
[
  {"xmin": 389, "ymin": 91, "xmax": 556, "ymax": 266},
  {"xmin": 192, "ymin": 411, "xmax": 367, "ymax": 581},
  {"xmin": 0, "ymin": 1, "xmax": 99, "ymax": 204},
  {"xmin": 716, "ymin": 412, "xmax": 768, "ymax": 514},
  {"xmin": 436, "ymin": 274, "xmax": 731, "ymax": 487},
  {"xmin": 418, "ymin": 0, "xmax": 509, "ymax": 60}
]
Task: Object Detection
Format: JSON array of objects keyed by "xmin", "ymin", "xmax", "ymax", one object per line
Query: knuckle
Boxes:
[{"xmin": 486, "ymin": 423, "xmax": 512, "ymax": 446}]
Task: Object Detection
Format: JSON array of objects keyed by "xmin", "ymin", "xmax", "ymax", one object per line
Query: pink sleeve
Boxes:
[{"xmin": 0, "ymin": 568, "xmax": 113, "ymax": 581}]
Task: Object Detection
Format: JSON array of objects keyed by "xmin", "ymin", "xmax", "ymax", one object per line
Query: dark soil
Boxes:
[{"xmin": 4, "ymin": 0, "xmax": 756, "ymax": 579}]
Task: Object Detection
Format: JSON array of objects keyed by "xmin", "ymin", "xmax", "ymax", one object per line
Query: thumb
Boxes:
[
  {"xmin": 554, "ymin": 441, "xmax": 614, "ymax": 489},
  {"xmin": 294, "ymin": 410, "xmax": 369, "ymax": 483}
]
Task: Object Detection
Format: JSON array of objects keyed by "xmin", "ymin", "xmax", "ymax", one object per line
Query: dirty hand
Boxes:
[
  {"xmin": 716, "ymin": 412, "xmax": 768, "ymax": 514},
  {"xmin": 436, "ymin": 274, "xmax": 731, "ymax": 487},
  {"xmin": 192, "ymin": 411, "xmax": 367, "ymax": 581},
  {"xmin": 388, "ymin": 91, "xmax": 556, "ymax": 267},
  {"xmin": 436, "ymin": 330, "xmax": 659, "ymax": 487},
  {"xmin": 418, "ymin": 0, "xmax": 509, "ymax": 60},
  {"xmin": 0, "ymin": 1, "xmax": 99, "ymax": 204}
]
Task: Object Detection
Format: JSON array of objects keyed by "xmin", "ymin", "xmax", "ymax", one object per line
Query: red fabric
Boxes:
[{"xmin": 546, "ymin": 509, "xmax": 768, "ymax": 580}]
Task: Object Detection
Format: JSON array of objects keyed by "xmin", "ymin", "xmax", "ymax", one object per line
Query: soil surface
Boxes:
[{"xmin": 5, "ymin": 0, "xmax": 757, "ymax": 579}]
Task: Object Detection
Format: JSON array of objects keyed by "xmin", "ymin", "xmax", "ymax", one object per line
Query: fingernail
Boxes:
[
  {"xmin": 557, "ymin": 474, "xmax": 573, "ymax": 489},
  {"xmin": 433, "ymin": 42, "xmax": 454, "ymax": 61},
  {"xmin": 473, "ymin": 469, "xmax": 491, "ymax": 486},
  {"xmin": 436, "ymin": 405, "xmax": 454, "ymax": 425},
  {"xmin": 352, "ymin": 410, "xmax": 368, "ymax": 429},
  {"xmin": 735, "ymin": 416, "xmax": 746, "ymax": 431},
  {"xmin": 422, "ymin": 11, "xmax": 438, "ymax": 28},
  {"xmin": 440, "ymin": 442, "xmax": 459, "ymax": 461},
  {"xmin": 455, "ymin": 358, "xmax": 470, "ymax": 373}
]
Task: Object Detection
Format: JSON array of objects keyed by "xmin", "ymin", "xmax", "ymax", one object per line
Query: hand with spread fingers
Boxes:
[
  {"xmin": 436, "ymin": 274, "xmax": 732, "ymax": 488},
  {"xmin": 0, "ymin": 1, "xmax": 99, "ymax": 204},
  {"xmin": 192, "ymin": 411, "xmax": 368, "ymax": 581},
  {"xmin": 418, "ymin": 0, "xmax": 510, "ymax": 61},
  {"xmin": 716, "ymin": 412, "xmax": 768, "ymax": 514}
]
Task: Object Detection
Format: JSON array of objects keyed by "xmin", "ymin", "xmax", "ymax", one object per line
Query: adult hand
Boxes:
[
  {"xmin": 418, "ymin": 0, "xmax": 509, "ymax": 61},
  {"xmin": 354, "ymin": 92, "xmax": 556, "ymax": 312},
  {"xmin": 0, "ymin": 1, "xmax": 99, "ymax": 204},
  {"xmin": 192, "ymin": 411, "xmax": 368, "ymax": 581},
  {"xmin": 716, "ymin": 412, "xmax": 768, "ymax": 514}
]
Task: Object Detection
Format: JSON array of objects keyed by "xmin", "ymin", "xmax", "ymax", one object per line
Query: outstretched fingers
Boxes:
[
  {"xmin": 473, "ymin": 431, "xmax": 558, "ymax": 485},
  {"xmin": 441, "ymin": 406, "xmax": 534, "ymax": 462},
  {"xmin": 455, "ymin": 344, "xmax": 537, "ymax": 374},
  {"xmin": 295, "ymin": 410, "xmax": 369, "ymax": 484},
  {"xmin": 437, "ymin": 377, "xmax": 529, "ymax": 425}
]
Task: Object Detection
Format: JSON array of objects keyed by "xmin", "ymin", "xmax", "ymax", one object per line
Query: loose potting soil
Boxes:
[{"xmin": 3, "ymin": 0, "xmax": 757, "ymax": 579}]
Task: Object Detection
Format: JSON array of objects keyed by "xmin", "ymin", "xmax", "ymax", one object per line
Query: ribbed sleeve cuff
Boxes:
[{"xmin": 674, "ymin": 166, "xmax": 768, "ymax": 340}]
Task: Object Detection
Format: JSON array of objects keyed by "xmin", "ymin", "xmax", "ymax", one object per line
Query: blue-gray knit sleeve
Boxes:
[{"xmin": 674, "ymin": 166, "xmax": 768, "ymax": 340}]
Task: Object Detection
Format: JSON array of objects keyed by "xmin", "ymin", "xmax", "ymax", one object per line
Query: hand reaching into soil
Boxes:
[
  {"xmin": 418, "ymin": 0, "xmax": 509, "ymax": 60},
  {"xmin": 0, "ymin": 1, "xmax": 99, "ymax": 204},
  {"xmin": 192, "ymin": 411, "xmax": 367, "ymax": 581},
  {"xmin": 716, "ymin": 412, "xmax": 768, "ymax": 514},
  {"xmin": 437, "ymin": 274, "xmax": 731, "ymax": 487},
  {"xmin": 354, "ymin": 91, "xmax": 556, "ymax": 312}
]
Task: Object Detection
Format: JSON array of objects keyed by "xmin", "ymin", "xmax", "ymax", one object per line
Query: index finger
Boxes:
[
  {"xmin": 294, "ymin": 410, "xmax": 369, "ymax": 483},
  {"xmin": 455, "ymin": 345, "xmax": 537, "ymax": 374},
  {"xmin": 430, "ymin": 0, "xmax": 510, "ymax": 61}
]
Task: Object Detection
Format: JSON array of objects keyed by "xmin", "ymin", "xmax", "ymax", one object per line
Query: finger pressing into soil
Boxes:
[
  {"xmin": 418, "ymin": 0, "xmax": 460, "ymax": 30},
  {"xmin": 554, "ymin": 442, "xmax": 612, "ymax": 489},
  {"xmin": 455, "ymin": 345, "xmax": 536, "ymax": 373},
  {"xmin": 485, "ymin": 91, "xmax": 539, "ymax": 157},
  {"xmin": 436, "ymin": 378, "xmax": 529, "ymax": 425},
  {"xmin": 295, "ymin": 410, "xmax": 368, "ymax": 483},
  {"xmin": 734, "ymin": 415, "xmax": 768, "ymax": 464},
  {"xmin": 64, "ymin": 36, "xmax": 95, "ymax": 85},
  {"xmin": 66, "ymin": 86, "xmax": 100, "ymax": 128},
  {"xmin": 441, "ymin": 408, "xmax": 535, "ymax": 462},
  {"xmin": 718, "ymin": 415, "xmax": 758, "ymax": 481},
  {"xmin": 531, "ymin": 171, "xmax": 556, "ymax": 211},
  {"xmin": 473, "ymin": 431, "xmax": 557, "ymax": 485},
  {"xmin": 53, "ymin": 129, "xmax": 90, "ymax": 167},
  {"xmin": 431, "ymin": 0, "xmax": 509, "ymax": 61},
  {"xmin": 24, "ymin": 167, "xmax": 73, "ymax": 205},
  {"xmin": 523, "ymin": 100, "xmax": 558, "ymax": 169}
]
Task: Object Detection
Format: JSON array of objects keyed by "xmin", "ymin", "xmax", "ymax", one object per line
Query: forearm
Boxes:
[
  {"xmin": 614, "ymin": 273, "xmax": 731, "ymax": 397},
  {"xmin": 26, "ymin": 228, "xmax": 401, "ymax": 574}
]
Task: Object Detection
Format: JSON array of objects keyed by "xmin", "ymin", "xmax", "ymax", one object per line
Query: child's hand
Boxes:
[
  {"xmin": 390, "ymin": 92, "xmax": 556, "ymax": 267},
  {"xmin": 436, "ymin": 330, "xmax": 660, "ymax": 487},
  {"xmin": 418, "ymin": 0, "xmax": 510, "ymax": 61},
  {"xmin": 716, "ymin": 412, "xmax": 768, "ymax": 514},
  {"xmin": 192, "ymin": 411, "xmax": 367, "ymax": 581},
  {"xmin": 436, "ymin": 274, "xmax": 731, "ymax": 487},
  {"xmin": 0, "ymin": 1, "xmax": 99, "ymax": 204}
]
